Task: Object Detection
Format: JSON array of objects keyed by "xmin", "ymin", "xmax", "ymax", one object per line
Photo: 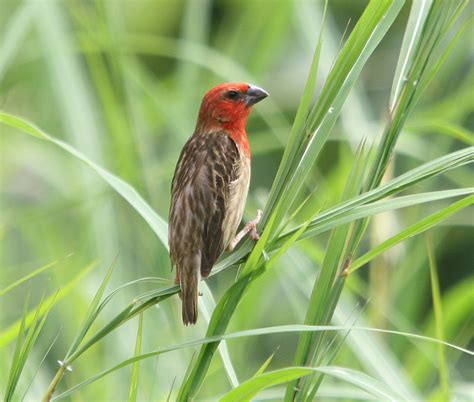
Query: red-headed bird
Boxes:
[{"xmin": 169, "ymin": 82, "xmax": 268, "ymax": 325}]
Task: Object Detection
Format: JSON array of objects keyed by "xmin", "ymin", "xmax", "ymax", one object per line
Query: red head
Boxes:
[{"xmin": 196, "ymin": 82, "xmax": 268, "ymax": 156}]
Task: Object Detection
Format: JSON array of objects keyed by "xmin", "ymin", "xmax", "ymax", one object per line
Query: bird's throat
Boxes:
[
  {"xmin": 227, "ymin": 129, "xmax": 250, "ymax": 158},
  {"xmin": 196, "ymin": 119, "xmax": 251, "ymax": 158}
]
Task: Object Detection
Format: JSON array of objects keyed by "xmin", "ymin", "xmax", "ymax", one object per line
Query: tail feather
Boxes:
[
  {"xmin": 178, "ymin": 253, "xmax": 200, "ymax": 325},
  {"xmin": 181, "ymin": 280, "xmax": 198, "ymax": 325}
]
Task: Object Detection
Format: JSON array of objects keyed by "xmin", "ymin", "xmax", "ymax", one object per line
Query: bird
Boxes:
[{"xmin": 169, "ymin": 82, "xmax": 268, "ymax": 325}]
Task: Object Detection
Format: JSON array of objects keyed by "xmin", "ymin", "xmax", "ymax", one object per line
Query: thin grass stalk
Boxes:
[
  {"xmin": 261, "ymin": 0, "xmax": 327, "ymax": 228},
  {"xmin": 267, "ymin": 0, "xmax": 402, "ymax": 234},
  {"xmin": 288, "ymin": 144, "xmax": 369, "ymax": 400},
  {"xmin": 426, "ymin": 237, "xmax": 450, "ymax": 401}
]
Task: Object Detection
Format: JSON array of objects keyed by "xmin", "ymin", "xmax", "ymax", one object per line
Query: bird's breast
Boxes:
[{"xmin": 222, "ymin": 148, "xmax": 251, "ymax": 248}]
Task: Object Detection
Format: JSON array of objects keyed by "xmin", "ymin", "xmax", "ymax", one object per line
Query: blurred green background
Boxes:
[{"xmin": 1, "ymin": 0, "xmax": 472, "ymax": 400}]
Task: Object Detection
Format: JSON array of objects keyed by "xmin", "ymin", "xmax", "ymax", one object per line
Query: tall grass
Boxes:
[{"xmin": 1, "ymin": 0, "xmax": 472, "ymax": 400}]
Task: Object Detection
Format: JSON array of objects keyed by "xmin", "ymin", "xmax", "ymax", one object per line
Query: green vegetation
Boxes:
[{"xmin": 1, "ymin": 0, "xmax": 472, "ymax": 400}]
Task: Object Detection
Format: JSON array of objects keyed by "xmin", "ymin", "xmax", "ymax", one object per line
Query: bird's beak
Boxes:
[{"xmin": 245, "ymin": 85, "xmax": 269, "ymax": 106}]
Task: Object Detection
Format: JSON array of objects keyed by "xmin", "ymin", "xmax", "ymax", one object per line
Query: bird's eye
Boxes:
[{"xmin": 226, "ymin": 90, "xmax": 239, "ymax": 99}]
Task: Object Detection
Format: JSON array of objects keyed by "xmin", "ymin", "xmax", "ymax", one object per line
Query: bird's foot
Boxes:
[
  {"xmin": 228, "ymin": 209, "xmax": 263, "ymax": 251},
  {"xmin": 246, "ymin": 210, "xmax": 262, "ymax": 241}
]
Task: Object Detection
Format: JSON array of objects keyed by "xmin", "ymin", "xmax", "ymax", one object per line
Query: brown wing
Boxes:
[
  {"xmin": 200, "ymin": 134, "xmax": 242, "ymax": 276},
  {"xmin": 169, "ymin": 131, "xmax": 241, "ymax": 278}
]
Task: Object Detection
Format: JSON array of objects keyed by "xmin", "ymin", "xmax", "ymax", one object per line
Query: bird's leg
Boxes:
[{"xmin": 228, "ymin": 209, "xmax": 263, "ymax": 251}]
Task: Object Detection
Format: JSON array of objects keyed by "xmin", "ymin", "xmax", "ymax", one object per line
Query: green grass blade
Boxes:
[
  {"xmin": 64, "ymin": 257, "xmax": 119, "ymax": 360},
  {"xmin": 412, "ymin": 6, "xmax": 472, "ymax": 108},
  {"xmin": 0, "ymin": 260, "xmax": 97, "ymax": 348},
  {"xmin": 284, "ymin": 146, "xmax": 473, "ymax": 241},
  {"xmin": 390, "ymin": 0, "xmax": 433, "ymax": 111},
  {"xmin": 54, "ymin": 187, "xmax": 469, "ymax": 363},
  {"xmin": 220, "ymin": 367, "xmax": 315, "ymax": 402},
  {"xmin": 252, "ymin": 350, "xmax": 277, "ymax": 378},
  {"xmin": 267, "ymin": 219, "xmax": 312, "ymax": 272},
  {"xmin": 5, "ymin": 292, "xmax": 30, "ymax": 401},
  {"xmin": 311, "ymin": 366, "xmax": 406, "ymax": 401},
  {"xmin": 199, "ymin": 282, "xmax": 239, "ymax": 388},
  {"xmin": 128, "ymin": 313, "xmax": 144, "ymax": 402},
  {"xmin": 240, "ymin": 212, "xmax": 277, "ymax": 276},
  {"xmin": 280, "ymin": 188, "xmax": 473, "ymax": 245},
  {"xmin": 0, "ymin": 112, "xmax": 169, "ymax": 247},
  {"xmin": 334, "ymin": 296, "xmax": 421, "ymax": 399},
  {"xmin": 407, "ymin": 277, "xmax": 473, "ymax": 386},
  {"xmin": 66, "ymin": 304, "xmax": 136, "ymax": 364},
  {"xmin": 5, "ymin": 293, "xmax": 56, "ymax": 401},
  {"xmin": 262, "ymin": 0, "xmax": 327, "ymax": 224},
  {"xmin": 426, "ymin": 237, "xmax": 450, "ymax": 401},
  {"xmin": 22, "ymin": 331, "xmax": 60, "ymax": 401},
  {"xmin": 285, "ymin": 248, "xmax": 422, "ymax": 400},
  {"xmin": 54, "ymin": 188, "xmax": 469, "ymax": 364},
  {"xmin": 63, "ymin": 285, "xmax": 176, "ymax": 366},
  {"xmin": 0, "ymin": 255, "xmax": 71, "ymax": 297},
  {"xmin": 368, "ymin": 1, "xmax": 467, "ymax": 189},
  {"xmin": 406, "ymin": 120, "xmax": 474, "ymax": 146},
  {"xmin": 350, "ymin": 196, "xmax": 474, "ymax": 273},
  {"xmin": 288, "ymin": 140, "xmax": 370, "ymax": 399}
]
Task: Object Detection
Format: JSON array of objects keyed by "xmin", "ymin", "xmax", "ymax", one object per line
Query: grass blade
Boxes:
[
  {"xmin": 128, "ymin": 313, "xmax": 144, "ymax": 402},
  {"xmin": 0, "ymin": 2, "xmax": 37, "ymax": 81},
  {"xmin": 5, "ymin": 292, "xmax": 30, "ymax": 401},
  {"xmin": 280, "ymin": 188, "xmax": 473, "ymax": 245},
  {"xmin": 199, "ymin": 282, "xmax": 239, "ymax": 388},
  {"xmin": 53, "ymin": 324, "xmax": 472, "ymax": 400},
  {"xmin": 64, "ymin": 257, "xmax": 119, "ymax": 360},
  {"xmin": 0, "ymin": 112, "xmax": 169, "ymax": 247},
  {"xmin": 390, "ymin": 0, "xmax": 433, "ymax": 111},
  {"xmin": 269, "ymin": 0, "xmax": 405, "ymax": 232},
  {"xmin": 0, "ymin": 260, "xmax": 97, "ymax": 348},
  {"xmin": 262, "ymin": 0, "xmax": 327, "ymax": 224},
  {"xmin": 349, "ymin": 196, "xmax": 474, "ymax": 273},
  {"xmin": 406, "ymin": 120, "xmax": 474, "ymax": 146},
  {"xmin": 5, "ymin": 293, "xmax": 56, "ymax": 401},
  {"xmin": 0, "ymin": 255, "xmax": 70, "ymax": 297},
  {"xmin": 252, "ymin": 350, "xmax": 277, "ymax": 378},
  {"xmin": 288, "ymin": 140, "xmax": 370, "ymax": 399},
  {"xmin": 426, "ymin": 237, "xmax": 450, "ymax": 401},
  {"xmin": 220, "ymin": 367, "xmax": 315, "ymax": 402}
]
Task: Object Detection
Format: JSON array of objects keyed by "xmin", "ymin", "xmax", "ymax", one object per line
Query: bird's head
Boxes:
[{"xmin": 196, "ymin": 83, "xmax": 268, "ymax": 133}]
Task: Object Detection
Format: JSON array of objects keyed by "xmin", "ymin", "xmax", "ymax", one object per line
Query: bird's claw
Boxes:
[
  {"xmin": 228, "ymin": 209, "xmax": 263, "ymax": 250},
  {"xmin": 246, "ymin": 209, "xmax": 262, "ymax": 241},
  {"xmin": 249, "ymin": 225, "xmax": 260, "ymax": 241}
]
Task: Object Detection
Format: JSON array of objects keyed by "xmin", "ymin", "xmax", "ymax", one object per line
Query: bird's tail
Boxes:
[{"xmin": 179, "ymin": 254, "xmax": 200, "ymax": 325}]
